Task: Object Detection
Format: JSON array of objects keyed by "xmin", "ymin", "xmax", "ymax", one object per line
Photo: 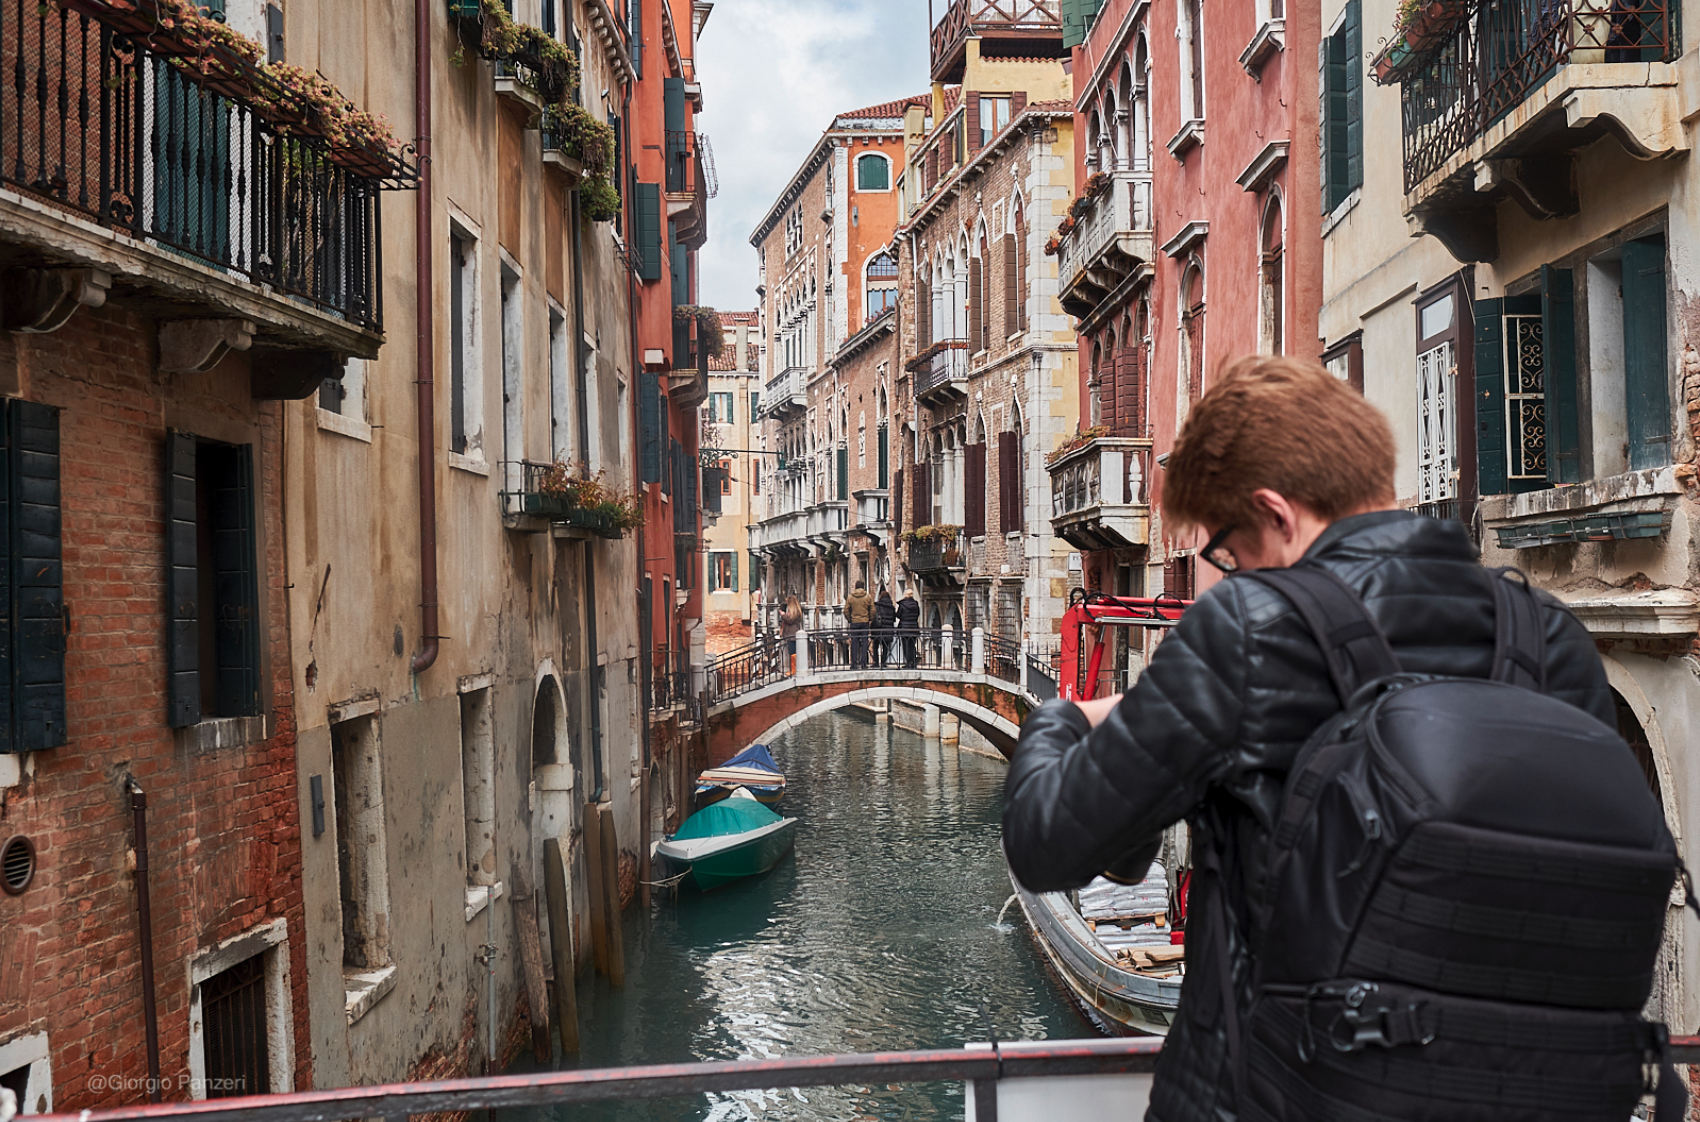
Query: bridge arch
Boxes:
[{"xmin": 705, "ymin": 670, "xmax": 1034, "ymax": 764}]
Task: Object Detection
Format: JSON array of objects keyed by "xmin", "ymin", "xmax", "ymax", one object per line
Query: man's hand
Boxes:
[{"xmin": 1074, "ymin": 694, "xmax": 1123, "ymax": 727}]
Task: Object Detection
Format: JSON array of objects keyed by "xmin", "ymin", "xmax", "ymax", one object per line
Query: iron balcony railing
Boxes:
[
  {"xmin": 907, "ymin": 527, "xmax": 967, "ymax": 573},
  {"xmin": 665, "ymin": 129, "xmax": 719, "ymax": 198},
  {"xmin": 648, "ymin": 645, "xmax": 696, "ymax": 716},
  {"xmin": 912, "ymin": 340, "xmax": 969, "ymax": 398},
  {"xmin": 5, "ymin": 0, "xmax": 409, "ymax": 333},
  {"xmin": 500, "ymin": 461, "xmax": 630, "ymax": 538},
  {"xmin": 1399, "ymin": 0, "xmax": 1676, "ymax": 190}
]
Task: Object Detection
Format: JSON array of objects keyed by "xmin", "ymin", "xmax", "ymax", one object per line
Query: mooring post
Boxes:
[
  {"xmin": 971, "ymin": 626, "xmax": 985, "ymax": 675},
  {"xmin": 796, "ymin": 627, "xmax": 810, "ymax": 677},
  {"xmin": 941, "ymin": 624, "xmax": 954, "ymax": 669}
]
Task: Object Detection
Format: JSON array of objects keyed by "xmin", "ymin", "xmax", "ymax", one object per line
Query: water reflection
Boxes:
[{"xmin": 504, "ymin": 709, "xmax": 1086, "ymax": 1122}]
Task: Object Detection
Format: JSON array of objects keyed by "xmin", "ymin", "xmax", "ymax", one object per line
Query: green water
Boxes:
[{"xmin": 505, "ymin": 710, "xmax": 1089, "ymax": 1121}]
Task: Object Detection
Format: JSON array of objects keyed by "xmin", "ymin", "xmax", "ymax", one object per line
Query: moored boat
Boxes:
[
  {"xmin": 656, "ymin": 787, "xmax": 798, "ymax": 891},
  {"xmin": 1010, "ymin": 862, "xmax": 1184, "ymax": 1036},
  {"xmin": 695, "ymin": 743, "xmax": 786, "ymax": 805}
]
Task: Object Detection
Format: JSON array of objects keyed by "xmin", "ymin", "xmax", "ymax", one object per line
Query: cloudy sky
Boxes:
[{"xmin": 693, "ymin": 0, "xmax": 932, "ymax": 312}]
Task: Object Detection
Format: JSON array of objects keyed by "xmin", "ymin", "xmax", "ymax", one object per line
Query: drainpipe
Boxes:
[
  {"xmin": 570, "ymin": 189, "xmax": 606, "ymax": 800},
  {"xmin": 410, "ymin": 0, "xmax": 440, "ymax": 675},
  {"xmin": 127, "ymin": 779, "xmax": 161, "ymax": 1103}
]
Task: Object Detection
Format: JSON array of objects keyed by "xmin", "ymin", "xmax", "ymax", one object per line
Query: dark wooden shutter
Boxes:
[
  {"xmin": 911, "ymin": 462, "xmax": 931, "ymax": 529},
  {"xmin": 965, "ymin": 444, "xmax": 986, "ymax": 536},
  {"xmin": 210, "ymin": 442, "xmax": 260, "ymax": 718},
  {"xmin": 877, "ymin": 425, "xmax": 889, "ymax": 489},
  {"xmin": 628, "ymin": 0, "xmax": 643, "ymax": 76},
  {"xmin": 0, "ymin": 407, "xmax": 12, "ymax": 753},
  {"xmin": 918, "ymin": 280, "xmax": 931, "ymax": 348},
  {"xmin": 1322, "ymin": 27, "xmax": 1345, "ymax": 211},
  {"xmin": 730, "ymin": 551, "xmax": 738, "ymax": 592},
  {"xmin": 1541, "ymin": 265, "xmax": 1580, "ymax": 484},
  {"xmin": 701, "ymin": 466, "xmax": 723, "ymax": 514},
  {"xmin": 1343, "ymin": 0, "xmax": 1363, "ymax": 196},
  {"xmin": 1472, "ymin": 298, "xmax": 1510, "ymax": 496},
  {"xmin": 1120, "ymin": 347, "xmax": 1142, "ymax": 434},
  {"xmin": 966, "ymin": 96, "xmax": 982, "ymax": 155},
  {"xmin": 997, "ymin": 431, "xmax": 1015, "ymax": 533},
  {"xmin": 1011, "ymin": 91, "xmax": 1028, "ymax": 117},
  {"xmin": 639, "ymin": 371, "xmax": 662, "ymax": 482},
  {"xmin": 893, "ymin": 467, "xmax": 904, "ymax": 529},
  {"xmin": 1623, "ymin": 236, "xmax": 1671, "ymax": 471},
  {"xmin": 837, "ymin": 446, "xmax": 849, "ymax": 501},
  {"xmin": 11, "ymin": 402, "xmax": 63, "ymax": 750},
  {"xmin": 669, "ymin": 221, "xmax": 688, "ymax": 306},
  {"xmin": 166, "ymin": 431, "xmax": 201, "ymax": 728},
  {"xmin": 1002, "ymin": 234, "xmax": 1018, "ymax": 337},
  {"xmin": 635, "ymin": 182, "xmax": 662, "ymax": 281},
  {"xmin": 968, "ymin": 257, "xmax": 983, "ymax": 352}
]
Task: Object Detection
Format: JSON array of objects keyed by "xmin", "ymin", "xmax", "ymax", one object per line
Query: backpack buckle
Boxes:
[{"xmin": 1331, "ymin": 999, "xmax": 1436, "ymax": 1053}]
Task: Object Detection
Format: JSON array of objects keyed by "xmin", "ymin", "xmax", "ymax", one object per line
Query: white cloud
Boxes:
[{"xmin": 694, "ymin": 0, "xmax": 930, "ymax": 312}]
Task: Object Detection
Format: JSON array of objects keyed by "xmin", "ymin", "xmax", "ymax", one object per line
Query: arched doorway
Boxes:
[{"xmin": 531, "ymin": 675, "xmax": 578, "ymax": 969}]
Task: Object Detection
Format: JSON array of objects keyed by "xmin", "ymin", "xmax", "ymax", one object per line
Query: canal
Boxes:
[{"xmin": 506, "ymin": 709, "xmax": 1087, "ymax": 1121}]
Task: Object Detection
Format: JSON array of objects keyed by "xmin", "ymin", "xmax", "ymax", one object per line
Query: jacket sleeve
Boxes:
[{"xmin": 1003, "ymin": 585, "xmax": 1249, "ymax": 893}]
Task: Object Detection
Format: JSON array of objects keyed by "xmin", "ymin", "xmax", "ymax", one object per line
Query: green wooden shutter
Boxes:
[
  {"xmin": 1343, "ymin": 0, "xmax": 1363, "ymax": 197},
  {"xmin": 730, "ymin": 551, "xmax": 739, "ymax": 593},
  {"xmin": 877, "ymin": 425, "xmax": 889, "ymax": 489},
  {"xmin": 635, "ymin": 183, "xmax": 662, "ymax": 281},
  {"xmin": 1473, "ymin": 298, "xmax": 1508, "ymax": 496},
  {"xmin": 1541, "ymin": 265, "xmax": 1580, "ymax": 484},
  {"xmin": 664, "ymin": 79, "xmax": 687, "ymax": 192},
  {"xmin": 837, "ymin": 446, "xmax": 849, "ymax": 502},
  {"xmin": 11, "ymin": 402, "xmax": 64, "ymax": 750},
  {"xmin": 628, "ymin": 0, "xmax": 643, "ymax": 77},
  {"xmin": 1623, "ymin": 237, "xmax": 1671, "ymax": 471},
  {"xmin": 166, "ymin": 431, "xmax": 201, "ymax": 728},
  {"xmin": 669, "ymin": 221, "xmax": 688, "ymax": 306},
  {"xmin": 210, "ymin": 442, "xmax": 260, "ymax": 718},
  {"xmin": 639, "ymin": 371, "xmax": 662, "ymax": 482}
]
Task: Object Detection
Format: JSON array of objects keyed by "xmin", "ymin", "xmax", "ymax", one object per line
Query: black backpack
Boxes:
[{"xmin": 1214, "ymin": 564, "xmax": 1688, "ymax": 1122}]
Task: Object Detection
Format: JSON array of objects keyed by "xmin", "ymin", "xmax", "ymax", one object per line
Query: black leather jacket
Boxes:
[{"xmin": 1002, "ymin": 512, "xmax": 1612, "ymax": 1122}]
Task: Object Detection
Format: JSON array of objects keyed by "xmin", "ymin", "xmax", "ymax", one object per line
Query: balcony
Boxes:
[
  {"xmin": 908, "ymin": 340, "xmax": 969, "ymax": 403},
  {"xmin": 670, "ymin": 317, "xmax": 709, "ymax": 408},
  {"xmin": 501, "ymin": 462, "xmax": 635, "ymax": 539},
  {"xmin": 665, "ymin": 131, "xmax": 717, "ymax": 250},
  {"xmin": 906, "ymin": 526, "xmax": 967, "ymax": 582},
  {"xmin": 1058, "ymin": 173, "xmax": 1155, "ymax": 320},
  {"xmin": 1047, "ymin": 432, "xmax": 1153, "ymax": 551},
  {"xmin": 1387, "ymin": 0, "xmax": 1680, "ymax": 262},
  {"xmin": 751, "ymin": 509, "xmax": 810, "ymax": 555},
  {"xmin": 761, "ymin": 366, "xmax": 809, "ymax": 419},
  {"xmin": 0, "ymin": 0, "xmax": 413, "ymax": 379},
  {"xmin": 853, "ymin": 489, "xmax": 891, "ymax": 534},
  {"xmin": 930, "ymin": 0, "xmax": 1064, "ymax": 83}
]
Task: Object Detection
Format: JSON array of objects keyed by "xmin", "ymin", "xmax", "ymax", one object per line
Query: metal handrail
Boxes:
[{"xmin": 32, "ymin": 1038, "xmax": 1166, "ymax": 1122}]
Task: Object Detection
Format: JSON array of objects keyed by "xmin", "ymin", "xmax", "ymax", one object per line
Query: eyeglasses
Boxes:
[{"xmin": 1201, "ymin": 525, "xmax": 1239, "ymax": 573}]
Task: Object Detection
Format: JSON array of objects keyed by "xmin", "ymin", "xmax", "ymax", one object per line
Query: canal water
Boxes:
[{"xmin": 506, "ymin": 709, "xmax": 1087, "ymax": 1122}]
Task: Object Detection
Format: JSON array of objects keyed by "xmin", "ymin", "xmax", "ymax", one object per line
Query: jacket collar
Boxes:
[{"xmin": 1302, "ymin": 509, "xmax": 1477, "ymax": 564}]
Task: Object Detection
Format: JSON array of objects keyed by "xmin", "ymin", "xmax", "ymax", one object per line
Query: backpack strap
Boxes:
[
  {"xmin": 1489, "ymin": 568, "xmax": 1548, "ymax": 693},
  {"xmin": 1244, "ymin": 566, "xmax": 1401, "ymax": 706}
]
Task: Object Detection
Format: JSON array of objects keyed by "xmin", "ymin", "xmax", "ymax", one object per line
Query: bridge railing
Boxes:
[{"xmin": 706, "ymin": 628, "xmax": 1041, "ymax": 707}]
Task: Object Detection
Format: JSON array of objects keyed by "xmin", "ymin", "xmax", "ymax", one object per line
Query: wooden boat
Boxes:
[
  {"xmin": 655, "ymin": 788, "xmax": 798, "ymax": 891},
  {"xmin": 695, "ymin": 743, "xmax": 786, "ymax": 805},
  {"xmin": 1010, "ymin": 863, "xmax": 1184, "ymax": 1036}
]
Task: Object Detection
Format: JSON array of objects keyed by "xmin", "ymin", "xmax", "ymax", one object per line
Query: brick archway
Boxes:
[{"xmin": 705, "ymin": 670, "xmax": 1034, "ymax": 766}]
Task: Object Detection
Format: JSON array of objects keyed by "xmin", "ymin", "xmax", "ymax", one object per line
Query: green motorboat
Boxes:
[{"xmin": 655, "ymin": 787, "xmax": 798, "ymax": 891}]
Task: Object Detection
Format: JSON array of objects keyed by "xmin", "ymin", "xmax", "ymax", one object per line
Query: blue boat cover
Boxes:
[
  {"xmin": 672, "ymin": 795, "xmax": 783, "ymax": 841},
  {"xmin": 716, "ymin": 743, "xmax": 781, "ymax": 776}
]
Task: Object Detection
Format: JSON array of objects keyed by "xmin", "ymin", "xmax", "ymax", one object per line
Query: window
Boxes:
[
  {"xmin": 785, "ymin": 206, "xmax": 804, "ymax": 256},
  {"xmin": 332, "ymin": 714, "xmax": 391, "ymax": 968},
  {"xmin": 500, "ymin": 261, "xmax": 522, "ymax": 493},
  {"xmin": 449, "ymin": 227, "xmax": 481, "ymax": 457},
  {"xmin": 750, "ymin": 390, "xmax": 760, "ymax": 418},
  {"xmin": 1323, "ymin": 332, "xmax": 1365, "ymax": 392},
  {"xmin": 634, "ymin": 183, "xmax": 662, "ymax": 281},
  {"xmin": 1416, "ymin": 292, "xmax": 1458, "ymax": 505},
  {"xmin": 718, "ymin": 459, "xmax": 732, "ymax": 495},
  {"xmin": 639, "ymin": 371, "xmax": 664, "ymax": 483},
  {"xmin": 460, "ymin": 689, "xmax": 495, "ymax": 890},
  {"xmin": 1261, "ymin": 195, "xmax": 1284, "ymax": 354},
  {"xmin": 1599, "ymin": 237, "xmax": 1670, "ymax": 474},
  {"xmin": 319, "ymin": 357, "xmax": 366, "ymax": 420},
  {"xmin": 708, "ymin": 391, "xmax": 734, "ymax": 424},
  {"xmin": 1181, "ymin": 261, "xmax": 1206, "ymax": 405},
  {"xmin": 979, "ymin": 95, "xmax": 1011, "ymax": 146},
  {"xmin": 0, "ymin": 1032, "xmax": 51, "ymax": 1114},
  {"xmin": 709, "ymin": 551, "xmax": 738, "ymax": 592},
  {"xmin": 856, "ymin": 153, "xmax": 890, "ymax": 191},
  {"xmin": 1183, "ymin": 0, "xmax": 1206, "ymax": 120},
  {"xmin": 166, "ymin": 433, "xmax": 260, "ymax": 728},
  {"xmin": 1322, "ymin": 0, "xmax": 1363, "ymax": 214},
  {"xmin": 0, "ymin": 402, "xmax": 65, "ymax": 751},
  {"xmin": 549, "ymin": 305, "xmax": 570, "ymax": 461},
  {"xmin": 200, "ymin": 955, "xmax": 270, "ymax": 1097}
]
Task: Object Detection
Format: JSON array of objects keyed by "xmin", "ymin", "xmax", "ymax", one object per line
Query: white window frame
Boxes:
[
  {"xmin": 186, "ymin": 917, "xmax": 295, "ymax": 1097},
  {"xmin": 0, "ymin": 1032, "xmax": 51, "ymax": 1114}
]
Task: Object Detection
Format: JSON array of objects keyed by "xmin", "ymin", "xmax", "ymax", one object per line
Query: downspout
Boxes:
[
  {"xmin": 570, "ymin": 188, "xmax": 606, "ymax": 799},
  {"xmin": 411, "ymin": 0, "xmax": 440, "ymax": 675},
  {"xmin": 127, "ymin": 779, "xmax": 161, "ymax": 1103}
]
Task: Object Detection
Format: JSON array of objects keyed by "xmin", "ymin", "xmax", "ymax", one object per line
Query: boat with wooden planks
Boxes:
[
  {"xmin": 695, "ymin": 743, "xmax": 786, "ymax": 805},
  {"xmin": 1010, "ymin": 861, "xmax": 1184, "ymax": 1036}
]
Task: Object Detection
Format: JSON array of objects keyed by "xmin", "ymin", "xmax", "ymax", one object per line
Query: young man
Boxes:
[
  {"xmin": 1002, "ymin": 357, "xmax": 1611, "ymax": 1122},
  {"xmin": 845, "ymin": 581, "xmax": 874, "ymax": 669},
  {"xmin": 895, "ymin": 588, "xmax": 921, "ymax": 669}
]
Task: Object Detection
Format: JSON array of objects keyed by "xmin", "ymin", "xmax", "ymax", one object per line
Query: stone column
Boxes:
[
  {"xmin": 971, "ymin": 626, "xmax": 986, "ymax": 675},
  {"xmin": 796, "ymin": 627, "xmax": 809, "ymax": 677}
]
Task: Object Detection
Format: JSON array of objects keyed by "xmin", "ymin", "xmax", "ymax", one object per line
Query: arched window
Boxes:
[
  {"xmin": 856, "ymin": 152, "xmax": 891, "ymax": 192},
  {"xmin": 1089, "ymin": 340, "xmax": 1104, "ymax": 427},
  {"xmin": 1181, "ymin": 260, "xmax": 1206, "ymax": 405},
  {"xmin": 1100, "ymin": 325, "xmax": 1119, "ymax": 429},
  {"xmin": 999, "ymin": 403, "xmax": 1025, "ymax": 534},
  {"xmin": 972, "ymin": 229, "xmax": 991, "ymax": 353},
  {"xmin": 1261, "ymin": 194, "xmax": 1285, "ymax": 355},
  {"xmin": 865, "ymin": 251, "xmax": 899, "ymax": 321}
]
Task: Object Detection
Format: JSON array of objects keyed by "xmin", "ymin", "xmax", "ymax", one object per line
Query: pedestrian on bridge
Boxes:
[
  {"xmin": 873, "ymin": 588, "xmax": 896, "ymax": 668},
  {"xmin": 779, "ymin": 595, "xmax": 803, "ymax": 674},
  {"xmin": 846, "ymin": 581, "xmax": 874, "ymax": 669},
  {"xmin": 896, "ymin": 588, "xmax": 920, "ymax": 669}
]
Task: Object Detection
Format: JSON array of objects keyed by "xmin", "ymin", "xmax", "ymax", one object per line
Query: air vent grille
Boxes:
[{"xmin": 1, "ymin": 835, "xmax": 35, "ymax": 895}]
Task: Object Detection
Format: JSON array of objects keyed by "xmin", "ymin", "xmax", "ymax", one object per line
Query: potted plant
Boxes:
[{"xmin": 1371, "ymin": 0, "xmax": 1468, "ymax": 84}]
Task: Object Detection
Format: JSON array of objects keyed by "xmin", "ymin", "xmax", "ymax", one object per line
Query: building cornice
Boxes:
[
  {"xmin": 582, "ymin": 0, "xmax": 636, "ymax": 85},
  {"xmin": 831, "ymin": 309, "xmax": 897, "ymax": 365}
]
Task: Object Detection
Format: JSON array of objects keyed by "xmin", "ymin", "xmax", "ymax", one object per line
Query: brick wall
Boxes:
[{"xmin": 0, "ymin": 305, "xmax": 308, "ymax": 1106}]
